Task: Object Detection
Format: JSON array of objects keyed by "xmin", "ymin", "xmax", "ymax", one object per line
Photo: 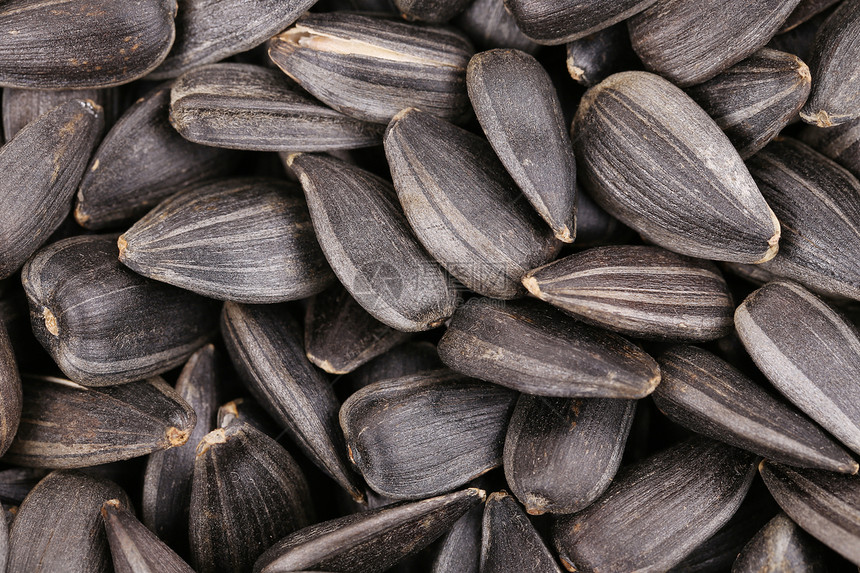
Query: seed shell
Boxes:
[
  {"xmin": 573, "ymin": 71, "xmax": 780, "ymax": 263},
  {"xmin": 453, "ymin": 0, "xmax": 539, "ymax": 53},
  {"xmin": 217, "ymin": 397, "xmax": 281, "ymax": 438},
  {"xmin": 565, "ymin": 24, "xmax": 637, "ymax": 87},
  {"xmin": 0, "ymin": 468, "xmax": 47, "ymax": 506},
  {"xmin": 394, "ymin": 0, "xmax": 472, "ymax": 23},
  {"xmin": 348, "ymin": 340, "xmax": 444, "ymax": 392},
  {"xmin": 799, "ymin": 116, "xmax": 860, "ymax": 179},
  {"xmin": 2, "ymin": 87, "xmax": 116, "ymax": 141},
  {"xmin": 780, "ymin": 0, "xmax": 843, "ymax": 32},
  {"xmin": 0, "ymin": 321, "xmax": 20, "ymax": 459},
  {"xmin": 732, "ymin": 512, "xmax": 828, "ymax": 573},
  {"xmin": 340, "ymin": 370, "xmax": 517, "ymax": 499},
  {"xmin": 480, "ymin": 491, "xmax": 563, "ymax": 573},
  {"xmin": 767, "ymin": 7, "xmax": 832, "ymax": 63},
  {"xmin": 431, "ymin": 504, "xmax": 482, "ymax": 573}
]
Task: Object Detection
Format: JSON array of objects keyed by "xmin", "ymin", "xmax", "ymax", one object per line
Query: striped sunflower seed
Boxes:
[
  {"xmin": 453, "ymin": 0, "xmax": 538, "ymax": 53},
  {"xmin": 2, "ymin": 87, "xmax": 116, "ymax": 141},
  {"xmin": 766, "ymin": 7, "xmax": 832, "ymax": 63},
  {"xmin": 799, "ymin": 117, "xmax": 860, "ymax": 179},
  {"xmin": 394, "ymin": 0, "xmax": 472, "ymax": 23},
  {"xmin": 0, "ymin": 321, "xmax": 20, "ymax": 459},
  {"xmin": 480, "ymin": 491, "xmax": 563, "ymax": 573},
  {"xmin": 732, "ymin": 512, "xmax": 828, "ymax": 573},
  {"xmin": 565, "ymin": 24, "xmax": 637, "ymax": 87},
  {"xmin": 431, "ymin": 504, "xmax": 481, "ymax": 573}
]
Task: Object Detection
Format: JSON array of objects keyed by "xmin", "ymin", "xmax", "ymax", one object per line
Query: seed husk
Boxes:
[
  {"xmin": 0, "ymin": 321, "xmax": 20, "ymax": 459},
  {"xmin": 190, "ymin": 422, "xmax": 314, "ymax": 573},
  {"xmin": 101, "ymin": 499, "xmax": 194, "ymax": 573},
  {"xmin": 628, "ymin": 0, "xmax": 804, "ymax": 87},
  {"xmin": 287, "ymin": 152, "xmax": 459, "ymax": 330},
  {"xmin": 523, "ymin": 245, "xmax": 735, "ymax": 341},
  {"xmin": 565, "ymin": 23, "xmax": 637, "ymax": 87},
  {"xmin": 169, "ymin": 63, "xmax": 384, "ymax": 151},
  {"xmin": 746, "ymin": 138, "xmax": 860, "ymax": 301},
  {"xmin": 340, "ymin": 369, "xmax": 517, "ymax": 499},
  {"xmin": 480, "ymin": 491, "xmax": 563, "ymax": 573},
  {"xmin": 732, "ymin": 512, "xmax": 829, "ymax": 573},
  {"xmin": 800, "ymin": 0, "xmax": 860, "ymax": 126},
  {"xmin": 220, "ymin": 301, "xmax": 365, "ymax": 501},
  {"xmin": 348, "ymin": 341, "xmax": 444, "ymax": 392},
  {"xmin": 452, "ymin": 0, "xmax": 539, "ymax": 53},
  {"xmin": 141, "ymin": 344, "xmax": 219, "ymax": 549},
  {"xmin": 269, "ymin": 13, "xmax": 474, "ymax": 124},
  {"xmin": 0, "ymin": 0, "xmax": 176, "ymax": 88},
  {"xmin": 431, "ymin": 504, "xmax": 481, "ymax": 573},
  {"xmin": 467, "ymin": 49, "xmax": 577, "ymax": 242},
  {"xmin": 735, "ymin": 280, "xmax": 860, "ymax": 456},
  {"xmin": 394, "ymin": 0, "xmax": 472, "ymax": 23},
  {"xmin": 21, "ymin": 234, "xmax": 220, "ymax": 386},
  {"xmin": 304, "ymin": 285, "xmax": 412, "ymax": 375},
  {"xmin": 553, "ymin": 437, "xmax": 758, "ymax": 573},
  {"xmin": 503, "ymin": 0, "xmax": 658, "ymax": 45},
  {"xmin": 119, "ymin": 177, "xmax": 335, "ymax": 303},
  {"xmin": 573, "ymin": 71, "xmax": 780, "ymax": 263},
  {"xmin": 686, "ymin": 49, "xmax": 812, "ymax": 159},
  {"xmin": 7, "ymin": 470, "xmax": 131, "ymax": 573},
  {"xmin": 766, "ymin": 7, "xmax": 832, "ymax": 63},
  {"xmin": 75, "ymin": 83, "xmax": 240, "ymax": 231},
  {"xmin": 759, "ymin": 461, "xmax": 860, "ymax": 566},
  {"xmin": 653, "ymin": 345, "xmax": 858, "ymax": 474},
  {"xmin": 384, "ymin": 108, "xmax": 561, "ymax": 299},
  {"xmin": 254, "ymin": 487, "xmax": 486, "ymax": 573},
  {"xmin": 0, "ymin": 468, "xmax": 47, "ymax": 506},
  {"xmin": 780, "ymin": 0, "xmax": 843, "ymax": 32},
  {"xmin": 150, "ymin": 0, "xmax": 318, "ymax": 79},
  {"xmin": 799, "ymin": 116, "xmax": 860, "ymax": 179},
  {"xmin": 217, "ymin": 397, "xmax": 281, "ymax": 438},
  {"xmin": 4, "ymin": 374, "xmax": 196, "ymax": 468},
  {"xmin": 2, "ymin": 87, "xmax": 116, "ymax": 141},
  {"xmin": 438, "ymin": 297, "xmax": 660, "ymax": 398},
  {"xmin": 0, "ymin": 99, "xmax": 103, "ymax": 279}
]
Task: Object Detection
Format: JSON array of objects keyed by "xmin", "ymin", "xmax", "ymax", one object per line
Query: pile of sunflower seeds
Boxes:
[{"xmin": 0, "ymin": 0, "xmax": 857, "ymax": 571}]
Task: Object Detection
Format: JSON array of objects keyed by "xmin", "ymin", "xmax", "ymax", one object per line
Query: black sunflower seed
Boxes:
[
  {"xmin": 394, "ymin": 0, "xmax": 472, "ymax": 23},
  {"xmin": 452, "ymin": 0, "xmax": 538, "ymax": 54},
  {"xmin": 2, "ymin": 87, "xmax": 117, "ymax": 141},
  {"xmin": 799, "ymin": 116, "xmax": 860, "ymax": 180},
  {"xmin": 216, "ymin": 397, "xmax": 281, "ymax": 438},
  {"xmin": 348, "ymin": 341, "xmax": 444, "ymax": 392},
  {"xmin": 565, "ymin": 24, "xmax": 637, "ymax": 87},
  {"xmin": 431, "ymin": 504, "xmax": 482, "ymax": 573},
  {"xmin": 780, "ymin": 0, "xmax": 842, "ymax": 32},
  {"xmin": 732, "ymin": 511, "xmax": 829, "ymax": 573},
  {"xmin": 0, "ymin": 321, "xmax": 20, "ymax": 459},
  {"xmin": 0, "ymin": 468, "xmax": 47, "ymax": 506},
  {"xmin": 480, "ymin": 491, "xmax": 563, "ymax": 573}
]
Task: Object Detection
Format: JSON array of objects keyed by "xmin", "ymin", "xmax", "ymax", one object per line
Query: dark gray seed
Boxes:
[
  {"xmin": 0, "ymin": 0, "xmax": 175, "ymax": 88},
  {"xmin": 21, "ymin": 234, "xmax": 220, "ymax": 386},
  {"xmin": 654, "ymin": 345, "xmax": 858, "ymax": 473},
  {"xmin": 190, "ymin": 422, "xmax": 314, "ymax": 573},
  {"xmin": 0, "ymin": 468, "xmax": 47, "ymax": 505},
  {"xmin": 573, "ymin": 187, "xmax": 633, "ymax": 247},
  {"xmin": 767, "ymin": 7, "xmax": 832, "ymax": 63},
  {"xmin": 7, "ymin": 470, "xmax": 131, "ymax": 573},
  {"xmin": 759, "ymin": 461, "xmax": 860, "ymax": 566},
  {"xmin": 0, "ymin": 321, "xmax": 20, "ymax": 458},
  {"xmin": 628, "ymin": 0, "xmax": 803, "ymax": 87},
  {"xmin": 687, "ymin": 49, "xmax": 812, "ymax": 159},
  {"xmin": 287, "ymin": 152, "xmax": 459, "ymax": 330},
  {"xmin": 0, "ymin": 501, "xmax": 7, "ymax": 572},
  {"xmin": 2, "ymin": 87, "xmax": 116, "ymax": 141},
  {"xmin": 566, "ymin": 24, "xmax": 637, "ymax": 87},
  {"xmin": 169, "ymin": 63, "xmax": 384, "ymax": 151},
  {"xmin": 395, "ymin": 0, "xmax": 472, "ymax": 22},
  {"xmin": 553, "ymin": 437, "xmax": 757, "ymax": 573},
  {"xmin": 101, "ymin": 499, "xmax": 194, "ymax": 573},
  {"xmin": 348, "ymin": 341, "xmax": 443, "ymax": 391},
  {"xmin": 733, "ymin": 512, "xmax": 829, "ymax": 573},
  {"xmin": 75, "ymin": 83, "xmax": 240, "ymax": 230},
  {"xmin": 504, "ymin": 396, "xmax": 635, "ymax": 515},
  {"xmin": 523, "ymin": 245, "xmax": 735, "ymax": 341},
  {"xmin": 119, "ymin": 177, "xmax": 335, "ymax": 303},
  {"xmin": 480, "ymin": 491, "xmax": 563, "ymax": 573},
  {"xmin": 438, "ymin": 297, "xmax": 660, "ymax": 398},
  {"xmin": 304, "ymin": 285, "xmax": 411, "ymax": 375},
  {"xmin": 431, "ymin": 504, "xmax": 482, "ymax": 573},
  {"xmin": 747, "ymin": 138, "xmax": 860, "ymax": 301},
  {"xmin": 268, "ymin": 13, "xmax": 474, "ymax": 124},
  {"xmin": 780, "ymin": 0, "xmax": 843, "ymax": 32},
  {"xmin": 801, "ymin": 0, "xmax": 860, "ymax": 126},
  {"xmin": 150, "ymin": 0, "xmax": 318, "ymax": 79},
  {"xmin": 452, "ymin": 0, "xmax": 539, "ymax": 53},
  {"xmin": 221, "ymin": 302, "xmax": 365, "ymax": 501},
  {"xmin": 4, "ymin": 375, "xmax": 196, "ymax": 468},
  {"xmin": 217, "ymin": 397, "xmax": 281, "ymax": 438},
  {"xmin": 254, "ymin": 487, "xmax": 486, "ymax": 573},
  {"xmin": 467, "ymin": 49, "xmax": 577, "ymax": 242},
  {"xmin": 142, "ymin": 344, "xmax": 219, "ymax": 548},
  {"xmin": 722, "ymin": 261, "xmax": 779, "ymax": 287},
  {"xmin": 503, "ymin": 0, "xmax": 657, "ymax": 45},
  {"xmin": 735, "ymin": 280, "xmax": 860, "ymax": 456},
  {"xmin": 384, "ymin": 108, "xmax": 561, "ymax": 299},
  {"xmin": 573, "ymin": 71, "xmax": 780, "ymax": 263},
  {"xmin": 799, "ymin": 116, "xmax": 860, "ymax": 179},
  {"xmin": 0, "ymin": 99, "xmax": 103, "ymax": 279},
  {"xmin": 340, "ymin": 370, "xmax": 517, "ymax": 499}
]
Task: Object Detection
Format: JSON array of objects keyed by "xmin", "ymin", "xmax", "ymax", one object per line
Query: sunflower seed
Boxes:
[
  {"xmin": 21, "ymin": 234, "xmax": 220, "ymax": 386},
  {"xmin": 348, "ymin": 341, "xmax": 444, "ymax": 391},
  {"xmin": 431, "ymin": 504, "xmax": 482, "ymax": 573},
  {"xmin": 254, "ymin": 488, "xmax": 486, "ymax": 573},
  {"xmin": 384, "ymin": 108, "xmax": 561, "ymax": 298},
  {"xmin": 467, "ymin": 49, "xmax": 577, "ymax": 242},
  {"xmin": 503, "ymin": 0, "xmax": 657, "ymax": 45},
  {"xmin": 452, "ymin": 0, "xmax": 538, "ymax": 53},
  {"xmin": 119, "ymin": 177, "xmax": 335, "ymax": 303},
  {"xmin": 287, "ymin": 152, "xmax": 459, "ymax": 330},
  {"xmin": 217, "ymin": 397, "xmax": 281, "ymax": 438},
  {"xmin": 2, "ymin": 87, "xmax": 117, "ymax": 141},
  {"xmin": 799, "ymin": 116, "xmax": 860, "ymax": 179},
  {"xmin": 269, "ymin": 13, "xmax": 473, "ymax": 124},
  {"xmin": 573, "ymin": 71, "xmax": 780, "ymax": 263},
  {"xmin": 221, "ymin": 301, "xmax": 365, "ymax": 501},
  {"xmin": 735, "ymin": 280, "xmax": 860, "ymax": 456},
  {"xmin": 687, "ymin": 49, "xmax": 812, "ymax": 159},
  {"xmin": 759, "ymin": 461, "xmax": 860, "ymax": 566},
  {"xmin": 504, "ymin": 396, "xmax": 635, "ymax": 515},
  {"xmin": 746, "ymin": 138, "xmax": 860, "ymax": 301},
  {"xmin": 573, "ymin": 188, "xmax": 633, "ymax": 247},
  {"xmin": 565, "ymin": 24, "xmax": 637, "ymax": 87},
  {"xmin": 7, "ymin": 470, "xmax": 131, "ymax": 573},
  {"xmin": 654, "ymin": 345, "xmax": 858, "ymax": 473},
  {"xmin": 732, "ymin": 512, "xmax": 829, "ymax": 573},
  {"xmin": 480, "ymin": 491, "xmax": 563, "ymax": 573},
  {"xmin": 190, "ymin": 422, "xmax": 314, "ymax": 573},
  {"xmin": 0, "ymin": 320, "xmax": 20, "ymax": 458},
  {"xmin": 628, "ymin": 0, "xmax": 804, "ymax": 87},
  {"xmin": 0, "ymin": 501, "xmax": 7, "ymax": 571},
  {"xmin": 75, "ymin": 83, "xmax": 239, "ymax": 230},
  {"xmin": 101, "ymin": 498, "xmax": 194, "ymax": 573},
  {"xmin": 553, "ymin": 437, "xmax": 757, "ymax": 573},
  {"xmin": 0, "ymin": 99, "xmax": 103, "ymax": 279},
  {"xmin": 438, "ymin": 297, "xmax": 660, "ymax": 398},
  {"xmin": 780, "ymin": 0, "xmax": 843, "ymax": 32},
  {"xmin": 766, "ymin": 7, "xmax": 832, "ymax": 63},
  {"xmin": 800, "ymin": 0, "xmax": 860, "ymax": 126},
  {"xmin": 0, "ymin": 468, "xmax": 47, "ymax": 506},
  {"xmin": 340, "ymin": 369, "xmax": 517, "ymax": 499},
  {"xmin": 394, "ymin": 0, "xmax": 471, "ymax": 22},
  {"xmin": 169, "ymin": 63, "xmax": 384, "ymax": 151}
]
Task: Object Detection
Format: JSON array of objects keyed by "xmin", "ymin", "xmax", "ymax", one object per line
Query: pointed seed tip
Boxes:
[
  {"xmin": 166, "ymin": 426, "xmax": 189, "ymax": 447},
  {"xmin": 471, "ymin": 487, "xmax": 487, "ymax": 501},
  {"xmin": 197, "ymin": 428, "xmax": 227, "ymax": 456},
  {"xmin": 521, "ymin": 274, "xmax": 543, "ymax": 298},
  {"xmin": 42, "ymin": 307, "xmax": 59, "ymax": 337},
  {"xmin": 117, "ymin": 235, "xmax": 128, "ymax": 259},
  {"xmin": 801, "ymin": 109, "xmax": 834, "ymax": 128},
  {"xmin": 555, "ymin": 225, "xmax": 573, "ymax": 243}
]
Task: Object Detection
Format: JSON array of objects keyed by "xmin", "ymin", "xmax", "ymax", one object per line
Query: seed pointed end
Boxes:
[
  {"xmin": 166, "ymin": 426, "xmax": 190, "ymax": 448},
  {"xmin": 555, "ymin": 225, "xmax": 574, "ymax": 243},
  {"xmin": 284, "ymin": 152, "xmax": 302, "ymax": 167},
  {"xmin": 754, "ymin": 214, "xmax": 781, "ymax": 264},
  {"xmin": 43, "ymin": 308, "xmax": 59, "ymax": 337},
  {"xmin": 117, "ymin": 235, "xmax": 128, "ymax": 260},
  {"xmin": 522, "ymin": 274, "xmax": 544, "ymax": 299},
  {"xmin": 100, "ymin": 498, "xmax": 122, "ymax": 518},
  {"xmin": 801, "ymin": 109, "xmax": 834, "ymax": 128},
  {"xmin": 197, "ymin": 428, "xmax": 227, "ymax": 456}
]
